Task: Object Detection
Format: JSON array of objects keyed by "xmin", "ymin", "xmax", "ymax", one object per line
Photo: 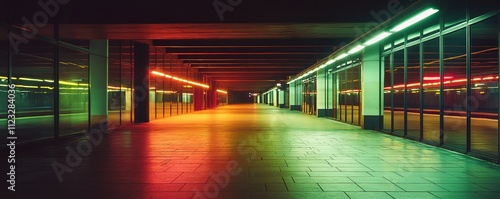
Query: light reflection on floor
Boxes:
[{"xmin": 3, "ymin": 104, "xmax": 500, "ymax": 199}]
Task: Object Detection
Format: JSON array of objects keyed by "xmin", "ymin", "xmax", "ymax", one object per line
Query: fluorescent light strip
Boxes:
[
  {"xmin": 390, "ymin": 8, "xmax": 439, "ymax": 32},
  {"xmin": 364, "ymin": 32, "xmax": 392, "ymax": 46},
  {"xmin": 348, "ymin": 45, "xmax": 366, "ymax": 54}
]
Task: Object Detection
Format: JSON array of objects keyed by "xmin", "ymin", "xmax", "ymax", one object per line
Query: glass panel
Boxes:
[
  {"xmin": 333, "ymin": 71, "xmax": 338, "ymax": 120},
  {"xmin": 407, "ymin": 44, "xmax": 421, "ymax": 139},
  {"xmin": 443, "ymin": 29, "xmax": 467, "ymax": 151},
  {"xmin": 393, "ymin": 50, "xmax": 405, "ymax": 136},
  {"xmin": 353, "ymin": 64, "xmax": 361, "ymax": 126},
  {"xmin": 340, "ymin": 70, "xmax": 347, "ymax": 122},
  {"xmin": 471, "ymin": 0, "xmax": 500, "ymax": 19},
  {"xmin": 108, "ymin": 41, "xmax": 121, "ymax": 127},
  {"xmin": 0, "ymin": 25, "xmax": 7, "ymax": 142},
  {"xmin": 383, "ymin": 56, "xmax": 393, "ymax": 132},
  {"xmin": 336, "ymin": 72, "xmax": 342, "ymax": 120},
  {"xmin": 346, "ymin": 67, "xmax": 353, "ymax": 124},
  {"xmin": 308, "ymin": 77, "xmax": 317, "ymax": 115},
  {"xmin": 422, "ymin": 38, "xmax": 441, "ymax": 143},
  {"xmin": 470, "ymin": 16, "xmax": 499, "ymax": 157},
  {"xmin": 59, "ymin": 46, "xmax": 89, "ymax": 136}
]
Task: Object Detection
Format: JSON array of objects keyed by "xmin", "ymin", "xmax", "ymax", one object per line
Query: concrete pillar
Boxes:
[
  {"xmin": 89, "ymin": 40, "xmax": 109, "ymax": 129},
  {"xmin": 194, "ymin": 87, "xmax": 204, "ymax": 111},
  {"xmin": 361, "ymin": 44, "xmax": 383, "ymax": 130},
  {"xmin": 317, "ymin": 68, "xmax": 327, "ymax": 117},
  {"xmin": 327, "ymin": 71, "xmax": 333, "ymax": 117},
  {"xmin": 134, "ymin": 42, "xmax": 150, "ymax": 123}
]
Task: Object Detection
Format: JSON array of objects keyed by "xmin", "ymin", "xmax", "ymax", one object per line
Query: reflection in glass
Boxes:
[
  {"xmin": 422, "ymin": 38, "xmax": 441, "ymax": 144},
  {"xmin": 59, "ymin": 45, "xmax": 89, "ymax": 136},
  {"xmin": 108, "ymin": 41, "xmax": 122, "ymax": 127},
  {"xmin": 383, "ymin": 55, "xmax": 392, "ymax": 133},
  {"xmin": 393, "ymin": 50, "xmax": 405, "ymax": 136},
  {"xmin": 9, "ymin": 40, "xmax": 55, "ymax": 141},
  {"xmin": 406, "ymin": 44, "xmax": 421, "ymax": 139},
  {"xmin": 442, "ymin": 29, "xmax": 467, "ymax": 151},
  {"xmin": 470, "ymin": 16, "xmax": 499, "ymax": 158},
  {"xmin": 352, "ymin": 64, "xmax": 361, "ymax": 126}
]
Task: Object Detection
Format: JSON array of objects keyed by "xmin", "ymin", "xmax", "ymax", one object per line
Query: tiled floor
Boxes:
[{"xmin": 3, "ymin": 104, "xmax": 500, "ymax": 199}]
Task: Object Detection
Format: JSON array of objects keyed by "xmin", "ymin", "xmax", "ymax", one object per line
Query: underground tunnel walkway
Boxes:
[{"xmin": 6, "ymin": 104, "xmax": 500, "ymax": 199}]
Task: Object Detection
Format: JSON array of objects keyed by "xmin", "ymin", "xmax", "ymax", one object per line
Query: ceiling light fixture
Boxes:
[{"xmin": 390, "ymin": 8, "xmax": 439, "ymax": 32}]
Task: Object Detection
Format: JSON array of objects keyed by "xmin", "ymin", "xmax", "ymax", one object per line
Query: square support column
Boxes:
[
  {"xmin": 361, "ymin": 44, "xmax": 383, "ymax": 130},
  {"xmin": 133, "ymin": 42, "xmax": 150, "ymax": 123},
  {"xmin": 317, "ymin": 68, "xmax": 327, "ymax": 117},
  {"xmin": 89, "ymin": 40, "xmax": 109, "ymax": 130}
]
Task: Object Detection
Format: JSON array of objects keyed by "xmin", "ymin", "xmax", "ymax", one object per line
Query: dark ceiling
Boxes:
[{"xmin": 8, "ymin": 0, "xmax": 417, "ymax": 92}]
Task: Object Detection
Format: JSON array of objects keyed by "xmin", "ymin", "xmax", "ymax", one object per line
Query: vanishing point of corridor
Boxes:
[{"xmin": 5, "ymin": 104, "xmax": 500, "ymax": 199}]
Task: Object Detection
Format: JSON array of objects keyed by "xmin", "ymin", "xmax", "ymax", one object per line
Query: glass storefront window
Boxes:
[{"xmin": 59, "ymin": 45, "xmax": 89, "ymax": 136}]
